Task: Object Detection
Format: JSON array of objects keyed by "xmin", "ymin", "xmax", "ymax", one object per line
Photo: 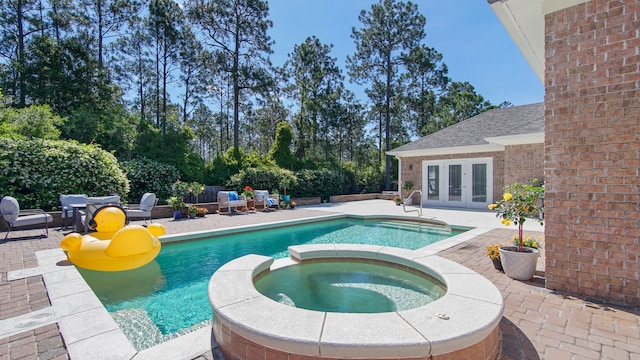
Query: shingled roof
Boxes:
[{"xmin": 387, "ymin": 102, "xmax": 544, "ymax": 157}]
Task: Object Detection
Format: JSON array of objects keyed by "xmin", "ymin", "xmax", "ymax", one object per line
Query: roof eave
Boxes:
[
  {"xmin": 487, "ymin": 0, "xmax": 590, "ymax": 83},
  {"xmin": 485, "ymin": 132, "xmax": 544, "ymax": 146},
  {"xmin": 387, "ymin": 132, "xmax": 544, "ymax": 158},
  {"xmin": 387, "ymin": 143, "xmax": 505, "ymax": 158}
]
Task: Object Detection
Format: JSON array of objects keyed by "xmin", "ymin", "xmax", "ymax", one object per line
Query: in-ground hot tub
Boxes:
[
  {"xmin": 254, "ymin": 259, "xmax": 447, "ymax": 314},
  {"xmin": 208, "ymin": 244, "xmax": 504, "ymax": 360}
]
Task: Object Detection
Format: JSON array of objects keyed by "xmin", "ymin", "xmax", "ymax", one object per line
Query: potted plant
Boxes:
[
  {"xmin": 290, "ymin": 200, "xmax": 296, "ymax": 209},
  {"xmin": 394, "ymin": 196, "xmax": 402, "ymax": 206},
  {"xmin": 488, "ymin": 180, "xmax": 544, "ymax": 280},
  {"xmin": 280, "ymin": 177, "xmax": 291, "ymax": 202},
  {"xmin": 485, "ymin": 243, "xmax": 503, "ymax": 271},
  {"xmin": 188, "ymin": 205, "xmax": 197, "ymax": 219},
  {"xmin": 242, "ymin": 186, "xmax": 254, "ymax": 199},
  {"xmin": 196, "ymin": 207, "xmax": 208, "ymax": 217},
  {"xmin": 167, "ymin": 196, "xmax": 185, "ymax": 220},
  {"xmin": 188, "ymin": 182, "xmax": 205, "ymax": 203}
]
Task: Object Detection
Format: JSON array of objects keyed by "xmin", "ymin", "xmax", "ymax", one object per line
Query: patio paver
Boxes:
[{"xmin": 0, "ymin": 200, "xmax": 638, "ymax": 359}]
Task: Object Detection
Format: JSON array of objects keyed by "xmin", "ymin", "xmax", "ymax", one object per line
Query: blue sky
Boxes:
[{"xmin": 267, "ymin": 0, "xmax": 544, "ymax": 107}]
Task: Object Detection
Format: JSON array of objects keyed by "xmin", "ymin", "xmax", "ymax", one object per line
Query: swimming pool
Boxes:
[{"xmin": 77, "ymin": 216, "xmax": 467, "ymax": 350}]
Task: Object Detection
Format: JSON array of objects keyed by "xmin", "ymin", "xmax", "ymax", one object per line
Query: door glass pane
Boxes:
[
  {"xmin": 448, "ymin": 165, "xmax": 462, "ymax": 202},
  {"xmin": 427, "ymin": 166, "xmax": 439, "ymax": 200},
  {"xmin": 472, "ymin": 164, "xmax": 487, "ymax": 203}
]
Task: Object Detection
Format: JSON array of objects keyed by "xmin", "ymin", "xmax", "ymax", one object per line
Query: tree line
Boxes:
[{"xmin": 0, "ymin": 0, "xmax": 507, "ymax": 191}]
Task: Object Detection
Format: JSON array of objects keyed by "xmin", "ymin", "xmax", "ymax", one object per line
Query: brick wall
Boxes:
[
  {"xmin": 544, "ymin": 0, "xmax": 640, "ymax": 305},
  {"xmin": 504, "ymin": 143, "xmax": 544, "ymax": 186}
]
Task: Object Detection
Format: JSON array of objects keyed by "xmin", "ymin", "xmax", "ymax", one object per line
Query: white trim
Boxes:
[
  {"xmin": 489, "ymin": 0, "xmax": 545, "ymax": 82},
  {"xmin": 484, "ymin": 132, "xmax": 544, "ymax": 146},
  {"xmin": 387, "ymin": 143, "xmax": 505, "ymax": 158},
  {"xmin": 387, "ymin": 132, "xmax": 544, "ymax": 158}
]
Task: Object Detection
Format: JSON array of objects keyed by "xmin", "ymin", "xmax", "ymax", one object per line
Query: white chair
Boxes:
[
  {"xmin": 126, "ymin": 193, "xmax": 158, "ymax": 224},
  {"xmin": 217, "ymin": 191, "xmax": 247, "ymax": 214},
  {"xmin": 0, "ymin": 196, "xmax": 53, "ymax": 239},
  {"xmin": 254, "ymin": 190, "xmax": 279, "ymax": 211},
  {"xmin": 59, "ymin": 194, "xmax": 87, "ymax": 229}
]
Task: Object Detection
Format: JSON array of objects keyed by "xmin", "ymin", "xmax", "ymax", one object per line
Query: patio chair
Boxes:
[
  {"xmin": 59, "ymin": 194, "xmax": 87, "ymax": 229},
  {"xmin": 254, "ymin": 190, "xmax": 279, "ymax": 211},
  {"xmin": 217, "ymin": 191, "xmax": 247, "ymax": 214},
  {"xmin": 82, "ymin": 195, "xmax": 121, "ymax": 232},
  {"xmin": 0, "ymin": 196, "xmax": 53, "ymax": 239},
  {"xmin": 126, "ymin": 192, "xmax": 158, "ymax": 224}
]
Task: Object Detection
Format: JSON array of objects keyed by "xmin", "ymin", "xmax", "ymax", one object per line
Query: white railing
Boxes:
[{"xmin": 403, "ymin": 189, "xmax": 423, "ymax": 217}]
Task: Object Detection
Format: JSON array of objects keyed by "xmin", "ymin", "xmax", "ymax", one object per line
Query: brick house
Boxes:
[
  {"xmin": 489, "ymin": 0, "xmax": 639, "ymax": 305},
  {"xmin": 387, "ymin": 102, "xmax": 544, "ymax": 209}
]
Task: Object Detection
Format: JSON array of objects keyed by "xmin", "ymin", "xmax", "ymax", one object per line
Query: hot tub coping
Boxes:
[{"xmin": 209, "ymin": 244, "xmax": 504, "ymax": 358}]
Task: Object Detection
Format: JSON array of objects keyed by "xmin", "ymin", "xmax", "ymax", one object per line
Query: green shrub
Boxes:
[
  {"xmin": 227, "ymin": 168, "xmax": 295, "ymax": 194},
  {"xmin": 121, "ymin": 158, "xmax": 180, "ymax": 204},
  {"xmin": 292, "ymin": 169, "xmax": 349, "ymax": 199},
  {"xmin": 0, "ymin": 138, "xmax": 129, "ymax": 210}
]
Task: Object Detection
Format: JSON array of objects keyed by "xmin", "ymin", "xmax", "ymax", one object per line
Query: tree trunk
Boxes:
[
  {"xmin": 232, "ymin": 25, "xmax": 240, "ymax": 152},
  {"xmin": 17, "ymin": 0, "xmax": 26, "ymax": 106},
  {"xmin": 384, "ymin": 56, "xmax": 392, "ymax": 191}
]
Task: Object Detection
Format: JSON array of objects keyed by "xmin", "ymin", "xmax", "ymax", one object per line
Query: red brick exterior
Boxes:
[
  {"xmin": 504, "ymin": 144, "xmax": 544, "ymax": 186},
  {"xmin": 544, "ymin": 0, "xmax": 640, "ymax": 305}
]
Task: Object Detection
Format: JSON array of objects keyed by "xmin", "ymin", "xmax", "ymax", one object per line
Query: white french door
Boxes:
[{"xmin": 422, "ymin": 158, "xmax": 493, "ymax": 209}]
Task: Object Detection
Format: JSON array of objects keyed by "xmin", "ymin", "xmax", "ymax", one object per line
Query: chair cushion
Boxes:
[
  {"xmin": 139, "ymin": 193, "xmax": 156, "ymax": 211},
  {"xmin": 229, "ymin": 191, "xmax": 238, "ymax": 201},
  {"xmin": 60, "ymin": 194, "xmax": 87, "ymax": 218},
  {"xmin": 11, "ymin": 213, "xmax": 53, "ymax": 227},
  {"xmin": 254, "ymin": 190, "xmax": 268, "ymax": 200},
  {"xmin": 267, "ymin": 198, "xmax": 277, "ymax": 206},
  {"xmin": 0, "ymin": 196, "xmax": 19, "ymax": 222}
]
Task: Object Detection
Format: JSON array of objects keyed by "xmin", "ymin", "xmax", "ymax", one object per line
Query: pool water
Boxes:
[
  {"xmin": 77, "ymin": 217, "xmax": 464, "ymax": 350},
  {"xmin": 254, "ymin": 261, "xmax": 447, "ymax": 313}
]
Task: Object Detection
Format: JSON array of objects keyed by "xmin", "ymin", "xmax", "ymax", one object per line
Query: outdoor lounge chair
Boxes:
[
  {"xmin": 217, "ymin": 191, "xmax": 247, "ymax": 214},
  {"xmin": 60, "ymin": 194, "xmax": 87, "ymax": 229},
  {"xmin": 126, "ymin": 192, "xmax": 158, "ymax": 224},
  {"xmin": 254, "ymin": 190, "xmax": 279, "ymax": 211},
  {"xmin": 0, "ymin": 196, "xmax": 53, "ymax": 239},
  {"xmin": 82, "ymin": 195, "xmax": 121, "ymax": 232}
]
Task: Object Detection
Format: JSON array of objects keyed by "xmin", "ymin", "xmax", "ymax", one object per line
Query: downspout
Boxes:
[{"xmin": 395, "ymin": 156, "xmax": 402, "ymax": 195}]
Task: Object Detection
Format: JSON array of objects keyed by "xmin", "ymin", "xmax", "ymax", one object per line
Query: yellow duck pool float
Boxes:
[{"xmin": 60, "ymin": 205, "xmax": 165, "ymax": 271}]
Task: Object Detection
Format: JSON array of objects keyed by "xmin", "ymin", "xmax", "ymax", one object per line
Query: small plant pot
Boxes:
[
  {"xmin": 188, "ymin": 213, "xmax": 196, "ymax": 219},
  {"xmin": 491, "ymin": 258, "xmax": 504, "ymax": 272}
]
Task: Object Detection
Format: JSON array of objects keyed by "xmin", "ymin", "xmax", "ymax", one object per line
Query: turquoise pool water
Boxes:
[
  {"xmin": 77, "ymin": 217, "xmax": 465, "ymax": 350},
  {"xmin": 254, "ymin": 261, "xmax": 447, "ymax": 313}
]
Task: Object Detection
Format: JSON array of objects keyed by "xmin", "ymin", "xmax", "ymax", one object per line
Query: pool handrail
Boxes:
[{"xmin": 403, "ymin": 189, "xmax": 423, "ymax": 217}]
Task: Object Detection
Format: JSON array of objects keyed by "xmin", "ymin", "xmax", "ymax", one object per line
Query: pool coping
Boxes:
[
  {"xmin": 12, "ymin": 213, "xmax": 496, "ymax": 360},
  {"xmin": 209, "ymin": 244, "xmax": 504, "ymax": 358}
]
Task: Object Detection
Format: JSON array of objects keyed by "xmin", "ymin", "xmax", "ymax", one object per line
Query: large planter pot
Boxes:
[
  {"xmin": 173, "ymin": 210, "xmax": 182, "ymax": 220},
  {"xmin": 281, "ymin": 195, "xmax": 291, "ymax": 202},
  {"xmin": 499, "ymin": 246, "xmax": 539, "ymax": 280}
]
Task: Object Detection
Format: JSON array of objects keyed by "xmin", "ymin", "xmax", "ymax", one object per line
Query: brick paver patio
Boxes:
[{"xmin": 1, "ymin": 203, "xmax": 639, "ymax": 359}]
